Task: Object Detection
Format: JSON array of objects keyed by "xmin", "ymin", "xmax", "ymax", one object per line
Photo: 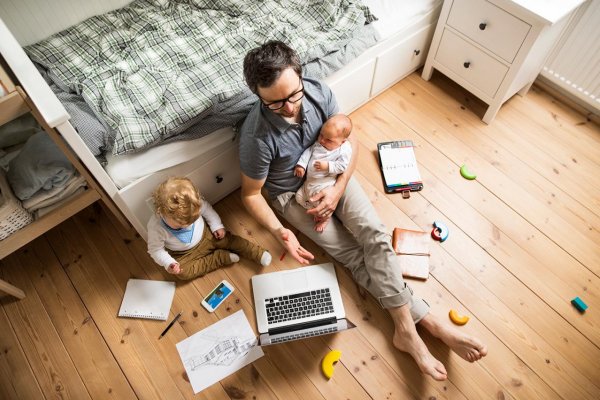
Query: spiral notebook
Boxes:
[
  {"xmin": 377, "ymin": 140, "xmax": 423, "ymax": 194},
  {"xmin": 118, "ymin": 279, "xmax": 176, "ymax": 320}
]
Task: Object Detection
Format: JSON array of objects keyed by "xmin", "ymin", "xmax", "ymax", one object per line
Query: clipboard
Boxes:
[{"xmin": 377, "ymin": 140, "xmax": 423, "ymax": 195}]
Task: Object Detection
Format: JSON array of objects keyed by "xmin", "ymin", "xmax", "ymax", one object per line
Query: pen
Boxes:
[{"xmin": 158, "ymin": 311, "xmax": 182, "ymax": 340}]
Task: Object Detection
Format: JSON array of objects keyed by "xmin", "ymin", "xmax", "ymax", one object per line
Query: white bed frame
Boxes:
[{"xmin": 0, "ymin": 2, "xmax": 441, "ymax": 240}]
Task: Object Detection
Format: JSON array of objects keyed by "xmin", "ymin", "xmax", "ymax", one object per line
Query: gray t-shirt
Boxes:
[{"xmin": 239, "ymin": 77, "xmax": 339, "ymax": 199}]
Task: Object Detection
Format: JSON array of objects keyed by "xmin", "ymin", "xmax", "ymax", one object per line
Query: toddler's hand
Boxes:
[
  {"xmin": 167, "ymin": 262, "xmax": 181, "ymax": 274},
  {"xmin": 294, "ymin": 165, "xmax": 305, "ymax": 177},
  {"xmin": 314, "ymin": 160, "xmax": 329, "ymax": 171},
  {"xmin": 213, "ymin": 228, "xmax": 225, "ymax": 239}
]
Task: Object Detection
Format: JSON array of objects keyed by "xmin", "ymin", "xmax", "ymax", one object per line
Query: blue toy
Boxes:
[
  {"xmin": 571, "ymin": 297, "xmax": 588, "ymax": 313},
  {"xmin": 431, "ymin": 221, "xmax": 449, "ymax": 242}
]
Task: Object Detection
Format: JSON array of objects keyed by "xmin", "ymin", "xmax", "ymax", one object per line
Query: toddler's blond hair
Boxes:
[{"xmin": 153, "ymin": 177, "xmax": 201, "ymax": 225}]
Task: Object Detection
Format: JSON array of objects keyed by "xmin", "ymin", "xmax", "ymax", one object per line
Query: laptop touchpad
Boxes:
[{"xmin": 282, "ymin": 270, "xmax": 308, "ymax": 291}]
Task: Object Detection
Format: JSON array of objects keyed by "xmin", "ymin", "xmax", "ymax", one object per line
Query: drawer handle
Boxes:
[
  {"xmin": 463, "ymin": 61, "xmax": 471, "ymax": 69},
  {"xmin": 414, "ymin": 49, "xmax": 421, "ymax": 56},
  {"xmin": 215, "ymin": 175, "xmax": 223, "ymax": 183},
  {"xmin": 479, "ymin": 22, "xmax": 487, "ymax": 31}
]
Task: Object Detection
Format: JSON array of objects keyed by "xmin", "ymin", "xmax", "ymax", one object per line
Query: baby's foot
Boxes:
[
  {"xmin": 229, "ymin": 253, "xmax": 240, "ymax": 263},
  {"xmin": 260, "ymin": 251, "xmax": 272, "ymax": 267},
  {"xmin": 314, "ymin": 218, "xmax": 330, "ymax": 232}
]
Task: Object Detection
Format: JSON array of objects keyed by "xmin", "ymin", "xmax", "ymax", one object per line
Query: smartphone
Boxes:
[{"xmin": 201, "ymin": 280, "xmax": 234, "ymax": 312}]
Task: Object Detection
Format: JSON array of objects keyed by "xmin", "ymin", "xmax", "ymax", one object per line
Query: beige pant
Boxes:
[
  {"xmin": 172, "ymin": 224, "xmax": 265, "ymax": 280},
  {"xmin": 273, "ymin": 177, "xmax": 429, "ymax": 322}
]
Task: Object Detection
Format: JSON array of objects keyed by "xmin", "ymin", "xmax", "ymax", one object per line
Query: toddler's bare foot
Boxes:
[{"xmin": 260, "ymin": 251, "xmax": 272, "ymax": 267}]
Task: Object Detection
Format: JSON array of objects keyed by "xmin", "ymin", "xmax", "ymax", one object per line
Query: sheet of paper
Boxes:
[{"xmin": 176, "ymin": 310, "xmax": 264, "ymax": 394}]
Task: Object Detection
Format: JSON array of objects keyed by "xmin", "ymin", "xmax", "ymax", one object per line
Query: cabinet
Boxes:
[
  {"xmin": 0, "ymin": 60, "xmax": 127, "ymax": 299},
  {"xmin": 422, "ymin": 0, "xmax": 585, "ymax": 124}
]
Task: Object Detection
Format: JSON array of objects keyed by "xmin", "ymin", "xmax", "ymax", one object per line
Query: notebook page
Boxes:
[
  {"xmin": 118, "ymin": 279, "xmax": 176, "ymax": 320},
  {"xmin": 379, "ymin": 146, "xmax": 421, "ymax": 186}
]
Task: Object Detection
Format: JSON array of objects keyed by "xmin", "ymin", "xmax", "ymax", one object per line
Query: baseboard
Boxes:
[{"xmin": 534, "ymin": 76, "xmax": 600, "ymax": 125}]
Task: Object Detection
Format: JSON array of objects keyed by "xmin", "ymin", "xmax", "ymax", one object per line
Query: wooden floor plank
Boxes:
[
  {"xmin": 385, "ymin": 77, "xmax": 600, "ymax": 279},
  {"xmin": 401, "ymin": 75, "xmax": 600, "ymax": 274},
  {"xmin": 350, "ymin": 171, "xmax": 561, "ymax": 400},
  {"xmin": 358, "ymin": 93, "xmax": 600, "ymax": 345},
  {"xmin": 0, "ymin": 304, "xmax": 44, "ymax": 400},
  {"xmin": 351, "ymin": 105, "xmax": 600, "ymax": 398},
  {"xmin": 0, "ymin": 245, "xmax": 92, "ymax": 399},
  {"xmin": 16, "ymin": 238, "xmax": 137, "ymax": 399}
]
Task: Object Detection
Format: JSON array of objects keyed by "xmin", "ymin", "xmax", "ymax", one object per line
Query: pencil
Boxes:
[{"xmin": 158, "ymin": 311, "xmax": 183, "ymax": 340}]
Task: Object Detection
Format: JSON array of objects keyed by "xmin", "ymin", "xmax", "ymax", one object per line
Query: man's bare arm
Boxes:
[{"xmin": 241, "ymin": 173, "xmax": 314, "ymax": 264}]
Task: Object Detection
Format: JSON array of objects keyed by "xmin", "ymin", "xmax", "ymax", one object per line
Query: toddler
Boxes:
[
  {"xmin": 294, "ymin": 114, "xmax": 353, "ymax": 232},
  {"xmin": 147, "ymin": 177, "xmax": 271, "ymax": 279}
]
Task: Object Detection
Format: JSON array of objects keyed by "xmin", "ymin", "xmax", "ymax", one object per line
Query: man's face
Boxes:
[{"xmin": 257, "ymin": 68, "xmax": 303, "ymax": 119}]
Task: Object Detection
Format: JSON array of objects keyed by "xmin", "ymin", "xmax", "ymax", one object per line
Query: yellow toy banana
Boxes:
[
  {"xmin": 449, "ymin": 309, "xmax": 470, "ymax": 325},
  {"xmin": 321, "ymin": 349, "xmax": 342, "ymax": 379}
]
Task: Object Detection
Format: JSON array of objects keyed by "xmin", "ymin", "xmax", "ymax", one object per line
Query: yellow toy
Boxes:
[
  {"xmin": 449, "ymin": 309, "xmax": 470, "ymax": 325},
  {"xmin": 321, "ymin": 349, "xmax": 342, "ymax": 379}
]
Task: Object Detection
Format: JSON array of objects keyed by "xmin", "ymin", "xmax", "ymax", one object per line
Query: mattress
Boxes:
[
  {"xmin": 364, "ymin": 0, "xmax": 441, "ymax": 39},
  {"xmin": 106, "ymin": 0, "xmax": 442, "ymax": 189}
]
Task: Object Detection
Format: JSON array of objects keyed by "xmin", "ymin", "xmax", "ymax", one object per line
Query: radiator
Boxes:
[{"xmin": 540, "ymin": 0, "xmax": 600, "ymax": 112}]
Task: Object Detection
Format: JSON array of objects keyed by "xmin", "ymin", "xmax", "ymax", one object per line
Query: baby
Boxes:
[
  {"xmin": 294, "ymin": 114, "xmax": 353, "ymax": 232},
  {"xmin": 147, "ymin": 177, "xmax": 271, "ymax": 279}
]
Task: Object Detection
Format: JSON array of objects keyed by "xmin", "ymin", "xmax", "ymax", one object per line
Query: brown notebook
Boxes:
[{"xmin": 392, "ymin": 228, "xmax": 430, "ymax": 280}]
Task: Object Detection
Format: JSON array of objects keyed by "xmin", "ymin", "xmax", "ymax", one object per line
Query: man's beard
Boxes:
[{"xmin": 278, "ymin": 102, "xmax": 301, "ymax": 118}]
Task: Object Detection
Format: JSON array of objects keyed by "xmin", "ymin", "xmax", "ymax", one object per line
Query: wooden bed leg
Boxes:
[{"xmin": 0, "ymin": 278, "xmax": 25, "ymax": 299}]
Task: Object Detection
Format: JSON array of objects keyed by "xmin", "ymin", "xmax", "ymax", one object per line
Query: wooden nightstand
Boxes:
[{"xmin": 422, "ymin": 0, "xmax": 585, "ymax": 124}]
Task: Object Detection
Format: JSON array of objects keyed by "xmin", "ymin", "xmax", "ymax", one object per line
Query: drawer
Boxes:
[
  {"xmin": 435, "ymin": 29, "xmax": 508, "ymax": 98},
  {"xmin": 327, "ymin": 58, "xmax": 376, "ymax": 114},
  {"xmin": 447, "ymin": 0, "xmax": 530, "ymax": 63},
  {"xmin": 371, "ymin": 24, "xmax": 434, "ymax": 96}
]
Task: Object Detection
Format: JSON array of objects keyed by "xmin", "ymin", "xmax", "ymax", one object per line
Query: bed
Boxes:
[{"xmin": 0, "ymin": 0, "xmax": 441, "ymax": 239}]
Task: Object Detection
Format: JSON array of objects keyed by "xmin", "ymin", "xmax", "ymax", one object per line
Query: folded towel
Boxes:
[
  {"xmin": 23, "ymin": 173, "xmax": 86, "ymax": 211},
  {"xmin": 7, "ymin": 131, "xmax": 75, "ymax": 200},
  {"xmin": 34, "ymin": 187, "xmax": 86, "ymax": 219}
]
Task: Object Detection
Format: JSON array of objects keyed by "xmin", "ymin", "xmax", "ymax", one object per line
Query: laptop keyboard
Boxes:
[
  {"xmin": 271, "ymin": 326, "xmax": 338, "ymax": 344},
  {"xmin": 265, "ymin": 288, "xmax": 333, "ymax": 325}
]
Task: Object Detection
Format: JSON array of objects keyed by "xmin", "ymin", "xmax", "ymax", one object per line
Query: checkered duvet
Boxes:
[{"xmin": 26, "ymin": 0, "xmax": 376, "ymax": 155}]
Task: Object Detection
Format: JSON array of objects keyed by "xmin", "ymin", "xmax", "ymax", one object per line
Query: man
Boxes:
[{"xmin": 239, "ymin": 41, "xmax": 487, "ymax": 380}]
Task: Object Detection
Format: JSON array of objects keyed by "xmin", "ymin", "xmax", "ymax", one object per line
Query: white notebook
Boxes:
[{"xmin": 118, "ymin": 279, "xmax": 176, "ymax": 320}]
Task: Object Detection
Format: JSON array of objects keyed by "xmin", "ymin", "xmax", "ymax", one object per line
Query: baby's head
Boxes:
[
  {"xmin": 318, "ymin": 114, "xmax": 352, "ymax": 150},
  {"xmin": 153, "ymin": 177, "xmax": 201, "ymax": 229}
]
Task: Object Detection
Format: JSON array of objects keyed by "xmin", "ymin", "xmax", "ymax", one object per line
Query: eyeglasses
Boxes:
[{"xmin": 260, "ymin": 82, "xmax": 304, "ymax": 110}]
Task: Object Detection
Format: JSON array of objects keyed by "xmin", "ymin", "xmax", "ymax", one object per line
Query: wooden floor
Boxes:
[{"xmin": 1, "ymin": 71, "xmax": 599, "ymax": 400}]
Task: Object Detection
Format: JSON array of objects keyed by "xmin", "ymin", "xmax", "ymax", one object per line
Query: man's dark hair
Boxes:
[{"xmin": 243, "ymin": 40, "xmax": 302, "ymax": 94}]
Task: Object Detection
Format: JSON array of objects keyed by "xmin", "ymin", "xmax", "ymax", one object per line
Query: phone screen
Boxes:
[{"xmin": 204, "ymin": 282, "xmax": 232, "ymax": 309}]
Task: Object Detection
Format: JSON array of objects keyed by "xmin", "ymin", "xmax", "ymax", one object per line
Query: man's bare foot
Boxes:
[
  {"xmin": 314, "ymin": 217, "xmax": 330, "ymax": 232},
  {"xmin": 419, "ymin": 314, "xmax": 488, "ymax": 362},
  {"xmin": 393, "ymin": 327, "xmax": 448, "ymax": 381},
  {"xmin": 389, "ymin": 305, "xmax": 447, "ymax": 380}
]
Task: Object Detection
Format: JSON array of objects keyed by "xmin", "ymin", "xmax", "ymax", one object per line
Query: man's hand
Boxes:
[
  {"xmin": 277, "ymin": 227, "xmax": 314, "ymax": 264},
  {"xmin": 307, "ymin": 184, "xmax": 343, "ymax": 219},
  {"xmin": 314, "ymin": 160, "xmax": 329, "ymax": 171},
  {"xmin": 294, "ymin": 165, "xmax": 306, "ymax": 178},
  {"xmin": 213, "ymin": 228, "xmax": 225, "ymax": 239},
  {"xmin": 167, "ymin": 262, "xmax": 181, "ymax": 275}
]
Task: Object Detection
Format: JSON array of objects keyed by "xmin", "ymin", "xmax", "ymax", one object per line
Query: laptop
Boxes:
[{"xmin": 252, "ymin": 262, "xmax": 355, "ymax": 346}]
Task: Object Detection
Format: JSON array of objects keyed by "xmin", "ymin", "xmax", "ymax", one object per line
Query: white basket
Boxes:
[{"xmin": 0, "ymin": 169, "xmax": 33, "ymax": 240}]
